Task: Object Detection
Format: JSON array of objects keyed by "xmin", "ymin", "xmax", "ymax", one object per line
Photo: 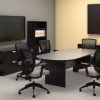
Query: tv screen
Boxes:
[
  {"xmin": 0, "ymin": 16, "xmax": 25, "ymax": 42},
  {"xmin": 88, "ymin": 4, "xmax": 100, "ymax": 34}
]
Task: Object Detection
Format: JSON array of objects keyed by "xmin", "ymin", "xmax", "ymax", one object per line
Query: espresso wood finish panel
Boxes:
[{"xmin": 0, "ymin": 50, "xmax": 20, "ymax": 76}]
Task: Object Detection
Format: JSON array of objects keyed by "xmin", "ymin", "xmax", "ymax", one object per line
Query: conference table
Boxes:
[{"xmin": 37, "ymin": 48, "xmax": 95, "ymax": 87}]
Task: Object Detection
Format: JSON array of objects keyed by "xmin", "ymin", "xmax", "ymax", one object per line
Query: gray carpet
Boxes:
[{"xmin": 0, "ymin": 68, "xmax": 100, "ymax": 100}]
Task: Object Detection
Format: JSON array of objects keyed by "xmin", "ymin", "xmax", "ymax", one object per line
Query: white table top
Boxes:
[{"xmin": 37, "ymin": 48, "xmax": 95, "ymax": 61}]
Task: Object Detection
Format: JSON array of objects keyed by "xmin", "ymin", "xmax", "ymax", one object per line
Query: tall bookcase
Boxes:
[{"xmin": 27, "ymin": 21, "xmax": 47, "ymax": 47}]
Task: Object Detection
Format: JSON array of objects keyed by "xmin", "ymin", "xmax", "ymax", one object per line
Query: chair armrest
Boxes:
[
  {"xmin": 35, "ymin": 60, "xmax": 47, "ymax": 78},
  {"xmin": 79, "ymin": 62, "xmax": 90, "ymax": 76},
  {"xmin": 35, "ymin": 60, "xmax": 47, "ymax": 77},
  {"xmin": 85, "ymin": 67, "xmax": 89, "ymax": 76},
  {"xmin": 81, "ymin": 57, "xmax": 95, "ymax": 77},
  {"xmin": 39, "ymin": 64, "xmax": 46, "ymax": 77}
]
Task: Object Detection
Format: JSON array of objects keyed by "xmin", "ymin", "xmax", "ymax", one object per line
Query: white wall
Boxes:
[{"xmin": 0, "ymin": 0, "xmax": 55, "ymax": 49}]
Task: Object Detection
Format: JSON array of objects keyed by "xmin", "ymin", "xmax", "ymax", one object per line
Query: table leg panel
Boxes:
[{"xmin": 45, "ymin": 61, "xmax": 66, "ymax": 87}]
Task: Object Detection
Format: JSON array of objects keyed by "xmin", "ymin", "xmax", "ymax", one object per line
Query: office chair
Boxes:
[
  {"xmin": 76, "ymin": 39, "xmax": 97, "ymax": 72},
  {"xmin": 38, "ymin": 40, "xmax": 51, "ymax": 54},
  {"xmin": 36, "ymin": 40, "xmax": 52, "ymax": 67},
  {"xmin": 82, "ymin": 38, "xmax": 97, "ymax": 49},
  {"xmin": 15, "ymin": 42, "xmax": 41, "ymax": 81},
  {"xmin": 15, "ymin": 42, "xmax": 31, "ymax": 81},
  {"xmin": 18, "ymin": 48, "xmax": 50, "ymax": 98},
  {"xmin": 79, "ymin": 49, "xmax": 100, "ymax": 96}
]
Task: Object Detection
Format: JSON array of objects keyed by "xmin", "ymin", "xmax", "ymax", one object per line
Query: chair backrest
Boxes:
[
  {"xmin": 82, "ymin": 38, "xmax": 97, "ymax": 49},
  {"xmin": 15, "ymin": 43, "xmax": 29, "ymax": 61},
  {"xmin": 20, "ymin": 49, "xmax": 35, "ymax": 75},
  {"xmin": 39, "ymin": 40, "xmax": 51, "ymax": 54},
  {"xmin": 94, "ymin": 49, "xmax": 100, "ymax": 73},
  {"xmin": 15, "ymin": 43, "xmax": 35, "ymax": 75}
]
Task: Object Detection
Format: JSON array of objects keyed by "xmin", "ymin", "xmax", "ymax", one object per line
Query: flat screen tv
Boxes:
[
  {"xmin": 88, "ymin": 4, "xmax": 100, "ymax": 34},
  {"xmin": 0, "ymin": 15, "xmax": 25, "ymax": 42}
]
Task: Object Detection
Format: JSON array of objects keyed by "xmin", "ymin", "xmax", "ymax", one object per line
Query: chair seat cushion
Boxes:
[
  {"xmin": 88, "ymin": 67, "xmax": 100, "ymax": 77},
  {"xmin": 29, "ymin": 66, "xmax": 50, "ymax": 77},
  {"xmin": 79, "ymin": 65, "xmax": 100, "ymax": 77}
]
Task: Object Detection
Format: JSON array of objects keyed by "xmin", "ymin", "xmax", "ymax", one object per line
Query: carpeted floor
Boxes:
[{"xmin": 0, "ymin": 68, "xmax": 100, "ymax": 100}]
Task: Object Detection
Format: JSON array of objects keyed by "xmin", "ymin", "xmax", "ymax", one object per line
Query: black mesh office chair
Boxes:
[
  {"xmin": 82, "ymin": 38, "xmax": 97, "ymax": 49},
  {"xmin": 76, "ymin": 39, "xmax": 97, "ymax": 72},
  {"xmin": 79, "ymin": 49, "xmax": 100, "ymax": 96},
  {"xmin": 15, "ymin": 42, "xmax": 31, "ymax": 80},
  {"xmin": 36, "ymin": 40, "xmax": 52, "ymax": 67},
  {"xmin": 38, "ymin": 40, "xmax": 51, "ymax": 54},
  {"xmin": 15, "ymin": 42, "xmax": 42, "ymax": 80},
  {"xmin": 18, "ymin": 46, "xmax": 50, "ymax": 98}
]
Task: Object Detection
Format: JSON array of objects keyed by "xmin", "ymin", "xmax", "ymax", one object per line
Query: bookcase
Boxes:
[{"xmin": 27, "ymin": 21, "xmax": 47, "ymax": 46}]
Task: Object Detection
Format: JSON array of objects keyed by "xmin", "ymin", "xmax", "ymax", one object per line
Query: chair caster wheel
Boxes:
[
  {"xmin": 33, "ymin": 95, "xmax": 36, "ymax": 98},
  {"xmin": 47, "ymin": 91, "xmax": 50, "ymax": 94},
  {"xmin": 79, "ymin": 88, "xmax": 82, "ymax": 92},
  {"xmin": 93, "ymin": 93, "xmax": 96, "ymax": 96},
  {"xmin": 16, "ymin": 78, "xmax": 18, "ymax": 81},
  {"xmin": 18, "ymin": 91, "xmax": 21, "ymax": 95}
]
